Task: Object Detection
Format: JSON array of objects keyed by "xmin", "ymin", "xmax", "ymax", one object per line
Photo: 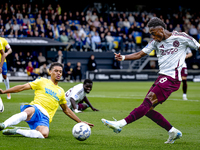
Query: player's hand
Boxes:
[
  {"xmin": 92, "ymin": 108, "xmax": 99, "ymax": 111},
  {"xmin": 0, "ymin": 89, "xmax": 4, "ymax": 94},
  {"xmin": 114, "ymin": 53, "xmax": 123, "ymax": 61},
  {"xmin": 82, "ymin": 121, "xmax": 94, "ymax": 128},
  {"xmin": 74, "ymin": 109, "xmax": 82, "ymax": 113}
]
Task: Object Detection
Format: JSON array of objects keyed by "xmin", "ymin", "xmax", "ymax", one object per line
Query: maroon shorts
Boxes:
[
  {"xmin": 181, "ymin": 67, "xmax": 188, "ymax": 77},
  {"xmin": 146, "ymin": 75, "xmax": 181, "ymax": 105}
]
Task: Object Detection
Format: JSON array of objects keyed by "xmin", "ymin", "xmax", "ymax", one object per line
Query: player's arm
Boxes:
[
  {"xmin": 60, "ymin": 103, "xmax": 94, "ymax": 127},
  {"xmin": 70, "ymin": 97, "xmax": 82, "ymax": 113},
  {"xmin": 5, "ymin": 44, "xmax": 12, "ymax": 57},
  {"xmin": 83, "ymin": 96, "xmax": 99, "ymax": 111},
  {"xmin": 0, "ymin": 83, "xmax": 32, "ymax": 94},
  {"xmin": 114, "ymin": 50, "xmax": 147, "ymax": 61}
]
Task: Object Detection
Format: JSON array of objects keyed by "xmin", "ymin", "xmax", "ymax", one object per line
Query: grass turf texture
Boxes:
[{"xmin": 0, "ymin": 81, "xmax": 199, "ymax": 150}]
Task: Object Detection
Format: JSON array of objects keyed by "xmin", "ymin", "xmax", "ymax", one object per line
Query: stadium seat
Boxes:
[
  {"xmin": 113, "ymin": 36, "xmax": 122, "ymax": 49},
  {"xmin": 68, "ymin": 20, "xmax": 73, "ymax": 25},
  {"xmin": 74, "ymin": 20, "xmax": 80, "ymax": 25},
  {"xmin": 133, "ymin": 32, "xmax": 142, "ymax": 44}
]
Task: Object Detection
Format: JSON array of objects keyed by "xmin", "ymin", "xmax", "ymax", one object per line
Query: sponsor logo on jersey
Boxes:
[{"xmin": 173, "ymin": 40, "xmax": 180, "ymax": 47}]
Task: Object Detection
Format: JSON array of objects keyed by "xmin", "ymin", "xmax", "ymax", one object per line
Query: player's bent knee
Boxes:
[
  {"xmin": 42, "ymin": 132, "xmax": 49, "ymax": 138},
  {"xmin": 146, "ymin": 92, "xmax": 158, "ymax": 105}
]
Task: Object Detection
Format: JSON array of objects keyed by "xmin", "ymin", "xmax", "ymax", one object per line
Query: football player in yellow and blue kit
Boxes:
[
  {"xmin": 0, "ymin": 62, "xmax": 94, "ymax": 138},
  {"xmin": 0, "ymin": 37, "xmax": 12, "ymax": 99}
]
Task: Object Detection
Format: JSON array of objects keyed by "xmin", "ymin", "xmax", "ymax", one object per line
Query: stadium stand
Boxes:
[{"xmin": 0, "ymin": 2, "xmax": 200, "ymax": 80}]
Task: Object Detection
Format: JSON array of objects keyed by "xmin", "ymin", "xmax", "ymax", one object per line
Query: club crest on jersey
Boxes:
[{"xmin": 173, "ymin": 40, "xmax": 179, "ymax": 47}]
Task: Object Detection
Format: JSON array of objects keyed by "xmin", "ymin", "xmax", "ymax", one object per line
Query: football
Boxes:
[
  {"xmin": 72, "ymin": 122, "xmax": 91, "ymax": 141},
  {"xmin": 0, "ymin": 97, "xmax": 4, "ymax": 113}
]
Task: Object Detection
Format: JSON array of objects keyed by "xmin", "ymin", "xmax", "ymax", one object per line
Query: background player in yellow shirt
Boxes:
[
  {"xmin": 0, "ymin": 62, "xmax": 94, "ymax": 138},
  {"xmin": 0, "ymin": 37, "xmax": 12, "ymax": 99}
]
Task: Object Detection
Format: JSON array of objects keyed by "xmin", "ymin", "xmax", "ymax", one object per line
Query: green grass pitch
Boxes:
[{"xmin": 0, "ymin": 81, "xmax": 199, "ymax": 150}]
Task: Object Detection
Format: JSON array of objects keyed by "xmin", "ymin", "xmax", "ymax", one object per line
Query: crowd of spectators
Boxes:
[{"xmin": 0, "ymin": 3, "xmax": 200, "ymax": 52}]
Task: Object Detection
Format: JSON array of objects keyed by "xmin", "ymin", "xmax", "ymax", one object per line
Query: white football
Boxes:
[
  {"xmin": 0, "ymin": 97, "xmax": 4, "ymax": 113},
  {"xmin": 72, "ymin": 122, "xmax": 91, "ymax": 141}
]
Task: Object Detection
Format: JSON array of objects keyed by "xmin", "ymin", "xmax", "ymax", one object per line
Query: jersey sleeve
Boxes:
[
  {"xmin": 183, "ymin": 33, "xmax": 200, "ymax": 50},
  {"xmin": 142, "ymin": 40, "xmax": 156, "ymax": 55},
  {"xmin": 29, "ymin": 77, "xmax": 43, "ymax": 90}
]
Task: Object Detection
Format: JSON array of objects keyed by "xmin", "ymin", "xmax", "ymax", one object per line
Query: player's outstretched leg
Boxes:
[
  {"xmin": 101, "ymin": 118, "xmax": 127, "ymax": 133},
  {"xmin": 101, "ymin": 98, "xmax": 152, "ymax": 133},
  {"xmin": 0, "ymin": 112, "xmax": 27, "ymax": 131},
  {"xmin": 2, "ymin": 128, "xmax": 45, "ymax": 138},
  {"xmin": 165, "ymin": 127, "xmax": 182, "ymax": 144}
]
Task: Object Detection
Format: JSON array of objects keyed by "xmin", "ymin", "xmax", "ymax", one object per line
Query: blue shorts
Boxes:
[
  {"xmin": 2, "ymin": 62, "xmax": 7, "ymax": 75},
  {"xmin": 20, "ymin": 104, "xmax": 49, "ymax": 130}
]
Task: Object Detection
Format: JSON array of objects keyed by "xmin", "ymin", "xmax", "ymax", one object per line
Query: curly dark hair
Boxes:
[
  {"xmin": 49, "ymin": 62, "xmax": 63, "ymax": 71},
  {"xmin": 147, "ymin": 17, "xmax": 166, "ymax": 29},
  {"xmin": 84, "ymin": 79, "xmax": 93, "ymax": 85}
]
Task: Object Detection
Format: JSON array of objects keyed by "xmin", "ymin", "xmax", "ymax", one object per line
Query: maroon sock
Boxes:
[
  {"xmin": 125, "ymin": 98, "xmax": 152, "ymax": 124},
  {"xmin": 182, "ymin": 80, "xmax": 187, "ymax": 94},
  {"xmin": 145, "ymin": 110, "xmax": 172, "ymax": 131}
]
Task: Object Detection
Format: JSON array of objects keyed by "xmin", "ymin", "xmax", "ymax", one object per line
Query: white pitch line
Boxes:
[
  {"xmin": 8, "ymin": 93, "xmax": 200, "ymax": 102},
  {"xmin": 87, "ymin": 95, "xmax": 200, "ymax": 102}
]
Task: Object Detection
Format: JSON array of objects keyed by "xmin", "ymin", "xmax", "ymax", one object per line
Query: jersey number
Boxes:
[{"xmin": 159, "ymin": 77, "xmax": 167, "ymax": 83}]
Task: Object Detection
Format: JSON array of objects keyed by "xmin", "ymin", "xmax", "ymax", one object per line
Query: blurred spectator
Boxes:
[
  {"xmin": 63, "ymin": 62, "xmax": 73, "ymax": 82},
  {"xmin": 17, "ymin": 15, "xmax": 23, "ymax": 25},
  {"xmin": 73, "ymin": 62, "xmax": 82, "ymax": 82},
  {"xmin": 16, "ymin": 10, "xmax": 23, "ymax": 19},
  {"xmin": 18, "ymin": 25, "xmax": 26, "ymax": 37},
  {"xmin": 100, "ymin": 33, "xmax": 107, "ymax": 51},
  {"xmin": 74, "ymin": 31, "xmax": 83, "ymax": 51},
  {"xmin": 80, "ymin": 16, "xmax": 87, "ymax": 25},
  {"xmin": 121, "ymin": 34, "xmax": 129, "ymax": 51},
  {"xmin": 105, "ymin": 32, "xmax": 114, "ymax": 51},
  {"xmin": 70, "ymin": 22, "xmax": 77, "ymax": 31},
  {"xmin": 128, "ymin": 13, "xmax": 135, "ymax": 25},
  {"xmin": 23, "ymin": 15, "xmax": 30, "ymax": 25},
  {"xmin": 174, "ymin": 24, "xmax": 182, "ymax": 32},
  {"xmin": 67, "ymin": 31, "xmax": 76, "ymax": 51},
  {"xmin": 91, "ymin": 12, "xmax": 98, "ymax": 22},
  {"xmin": 13, "ymin": 20, "xmax": 20, "ymax": 31},
  {"xmin": 60, "ymin": 31, "xmax": 69, "ymax": 44},
  {"xmin": 108, "ymin": 22, "xmax": 116, "ymax": 35},
  {"xmin": 5, "ymin": 20, "xmax": 12, "ymax": 31},
  {"xmin": 32, "ymin": 59, "xmax": 39, "ymax": 68},
  {"xmin": 93, "ymin": 18, "xmax": 100, "ymax": 28},
  {"xmin": 92, "ymin": 31, "xmax": 101, "ymax": 51},
  {"xmin": 87, "ymin": 54, "xmax": 97, "ymax": 71},
  {"xmin": 55, "ymin": 50, "xmax": 65, "ymax": 65},
  {"xmin": 13, "ymin": 53, "xmax": 22, "ymax": 71},
  {"xmin": 19, "ymin": 51, "xmax": 26, "ymax": 71},
  {"xmin": 117, "ymin": 18, "xmax": 124, "ymax": 29},
  {"xmin": 26, "ymin": 61, "xmax": 39, "ymax": 80},
  {"xmin": 127, "ymin": 34, "xmax": 136, "ymax": 52},
  {"xmin": 25, "ymin": 51, "xmax": 33, "ymax": 66},
  {"xmin": 189, "ymin": 25, "xmax": 198, "ymax": 40},
  {"xmin": 39, "ymin": 63, "xmax": 49, "ymax": 78},
  {"xmin": 38, "ymin": 52, "xmax": 46, "ymax": 66},
  {"xmin": 85, "ymin": 33, "xmax": 93, "ymax": 51}
]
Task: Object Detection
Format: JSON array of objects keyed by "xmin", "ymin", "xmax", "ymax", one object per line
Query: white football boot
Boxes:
[
  {"xmin": 101, "ymin": 118, "xmax": 123, "ymax": 133},
  {"xmin": 165, "ymin": 127, "xmax": 182, "ymax": 144},
  {"xmin": 183, "ymin": 94, "xmax": 188, "ymax": 100}
]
